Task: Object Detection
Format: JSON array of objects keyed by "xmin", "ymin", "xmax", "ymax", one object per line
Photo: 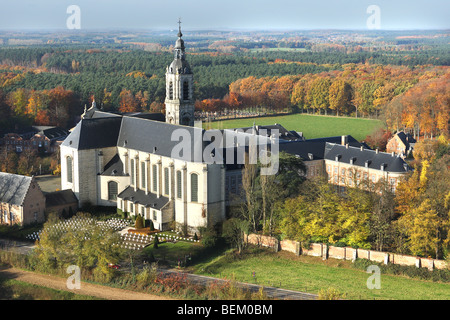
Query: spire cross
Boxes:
[{"xmin": 177, "ymin": 18, "xmax": 182, "ymax": 37}]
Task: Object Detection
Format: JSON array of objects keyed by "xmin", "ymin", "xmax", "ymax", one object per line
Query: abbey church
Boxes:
[{"xmin": 60, "ymin": 24, "xmax": 410, "ymax": 234}]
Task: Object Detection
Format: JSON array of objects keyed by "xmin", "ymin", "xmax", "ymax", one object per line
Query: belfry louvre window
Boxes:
[
  {"xmin": 152, "ymin": 164, "xmax": 157, "ymax": 192},
  {"xmin": 191, "ymin": 173, "xmax": 198, "ymax": 202},
  {"xmin": 66, "ymin": 156, "xmax": 73, "ymax": 183},
  {"xmin": 164, "ymin": 167, "xmax": 170, "ymax": 195},
  {"xmin": 176, "ymin": 170, "xmax": 182, "ymax": 199},
  {"xmin": 169, "ymin": 82, "xmax": 174, "ymax": 100},
  {"xmin": 108, "ymin": 181, "xmax": 118, "ymax": 201},
  {"xmin": 183, "ymin": 81, "xmax": 189, "ymax": 100}
]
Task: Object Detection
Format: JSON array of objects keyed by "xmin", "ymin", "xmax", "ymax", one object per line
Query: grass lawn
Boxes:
[
  {"xmin": 142, "ymin": 240, "xmax": 205, "ymax": 267},
  {"xmin": 192, "ymin": 248, "xmax": 450, "ymax": 300},
  {"xmin": 204, "ymin": 113, "xmax": 384, "ymax": 141}
]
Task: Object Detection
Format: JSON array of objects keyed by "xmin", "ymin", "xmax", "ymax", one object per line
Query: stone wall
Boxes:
[{"xmin": 246, "ymin": 233, "xmax": 448, "ymax": 271}]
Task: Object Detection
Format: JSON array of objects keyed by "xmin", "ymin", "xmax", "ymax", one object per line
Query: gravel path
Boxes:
[{"xmin": 0, "ymin": 267, "xmax": 174, "ymax": 300}]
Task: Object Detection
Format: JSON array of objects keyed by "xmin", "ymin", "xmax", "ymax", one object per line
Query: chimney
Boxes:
[
  {"xmin": 376, "ymin": 148, "xmax": 379, "ymax": 154},
  {"xmin": 341, "ymin": 135, "xmax": 348, "ymax": 146},
  {"xmin": 360, "ymin": 146, "xmax": 364, "ymax": 151},
  {"xmin": 345, "ymin": 143, "xmax": 349, "ymax": 149},
  {"xmin": 391, "ymin": 152, "xmax": 395, "ymax": 157}
]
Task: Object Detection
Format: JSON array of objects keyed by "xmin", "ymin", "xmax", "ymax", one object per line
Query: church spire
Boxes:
[{"xmin": 177, "ymin": 18, "xmax": 183, "ymax": 38}]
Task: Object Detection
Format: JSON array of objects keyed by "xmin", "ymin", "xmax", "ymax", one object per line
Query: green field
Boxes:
[
  {"xmin": 204, "ymin": 113, "xmax": 384, "ymax": 141},
  {"xmin": 193, "ymin": 249, "xmax": 450, "ymax": 300}
]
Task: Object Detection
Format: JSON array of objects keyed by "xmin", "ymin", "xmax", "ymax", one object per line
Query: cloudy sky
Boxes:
[{"xmin": 0, "ymin": 0, "xmax": 448, "ymax": 31}]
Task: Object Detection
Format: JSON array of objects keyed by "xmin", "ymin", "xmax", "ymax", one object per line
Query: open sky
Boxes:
[{"xmin": 0, "ymin": 0, "xmax": 448, "ymax": 31}]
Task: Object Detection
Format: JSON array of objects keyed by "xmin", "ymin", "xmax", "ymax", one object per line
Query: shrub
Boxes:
[
  {"xmin": 135, "ymin": 215, "xmax": 144, "ymax": 229},
  {"xmin": 153, "ymin": 235, "xmax": 159, "ymax": 249},
  {"xmin": 148, "ymin": 220, "xmax": 155, "ymax": 231},
  {"xmin": 318, "ymin": 287, "xmax": 345, "ymax": 300}
]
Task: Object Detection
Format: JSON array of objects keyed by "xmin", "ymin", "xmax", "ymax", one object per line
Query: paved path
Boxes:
[{"xmin": 1, "ymin": 238, "xmax": 317, "ymax": 300}]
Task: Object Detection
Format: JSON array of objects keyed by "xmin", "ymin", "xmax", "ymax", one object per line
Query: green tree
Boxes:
[{"xmin": 222, "ymin": 218, "xmax": 250, "ymax": 253}]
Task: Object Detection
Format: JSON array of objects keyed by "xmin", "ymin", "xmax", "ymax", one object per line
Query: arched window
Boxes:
[
  {"xmin": 169, "ymin": 81, "xmax": 174, "ymax": 100},
  {"xmin": 66, "ymin": 156, "xmax": 73, "ymax": 183},
  {"xmin": 183, "ymin": 81, "xmax": 189, "ymax": 100},
  {"xmin": 190, "ymin": 173, "xmax": 198, "ymax": 202},
  {"xmin": 108, "ymin": 181, "xmax": 118, "ymax": 201}
]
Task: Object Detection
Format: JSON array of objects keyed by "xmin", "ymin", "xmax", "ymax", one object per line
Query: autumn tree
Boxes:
[{"xmin": 118, "ymin": 88, "xmax": 139, "ymax": 113}]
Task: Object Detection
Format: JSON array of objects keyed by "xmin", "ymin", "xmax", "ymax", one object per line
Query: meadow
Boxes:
[
  {"xmin": 203, "ymin": 113, "xmax": 384, "ymax": 141},
  {"xmin": 192, "ymin": 248, "xmax": 450, "ymax": 300}
]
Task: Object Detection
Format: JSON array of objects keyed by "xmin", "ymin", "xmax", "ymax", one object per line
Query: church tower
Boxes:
[{"xmin": 165, "ymin": 20, "xmax": 194, "ymax": 126}]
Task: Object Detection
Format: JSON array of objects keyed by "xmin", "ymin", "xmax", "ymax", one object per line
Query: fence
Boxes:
[{"xmin": 246, "ymin": 233, "xmax": 448, "ymax": 271}]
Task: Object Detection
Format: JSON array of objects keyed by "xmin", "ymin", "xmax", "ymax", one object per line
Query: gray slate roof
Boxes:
[
  {"xmin": 117, "ymin": 116, "xmax": 209, "ymax": 162},
  {"xmin": 45, "ymin": 189, "xmax": 78, "ymax": 207},
  {"xmin": 0, "ymin": 172, "xmax": 33, "ymax": 206},
  {"xmin": 324, "ymin": 143, "xmax": 409, "ymax": 173},
  {"xmin": 117, "ymin": 186, "xmax": 169, "ymax": 210},
  {"xmin": 62, "ymin": 117, "xmax": 122, "ymax": 150}
]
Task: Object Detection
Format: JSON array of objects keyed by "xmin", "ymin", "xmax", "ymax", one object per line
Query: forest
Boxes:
[{"xmin": 0, "ymin": 33, "xmax": 448, "ymax": 137}]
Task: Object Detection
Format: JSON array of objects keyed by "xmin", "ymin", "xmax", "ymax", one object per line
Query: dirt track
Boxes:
[{"xmin": 0, "ymin": 267, "xmax": 175, "ymax": 300}]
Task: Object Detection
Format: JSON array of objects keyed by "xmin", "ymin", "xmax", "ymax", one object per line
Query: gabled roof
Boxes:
[
  {"xmin": 0, "ymin": 173, "xmax": 34, "ymax": 206},
  {"xmin": 324, "ymin": 143, "xmax": 409, "ymax": 173},
  {"xmin": 395, "ymin": 131, "xmax": 416, "ymax": 149},
  {"xmin": 102, "ymin": 154, "xmax": 126, "ymax": 176}
]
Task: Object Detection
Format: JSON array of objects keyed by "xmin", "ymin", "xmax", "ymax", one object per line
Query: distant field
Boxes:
[
  {"xmin": 248, "ymin": 48, "xmax": 309, "ymax": 52},
  {"xmin": 204, "ymin": 113, "xmax": 385, "ymax": 141}
]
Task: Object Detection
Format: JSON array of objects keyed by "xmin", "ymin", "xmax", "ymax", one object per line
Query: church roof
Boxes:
[
  {"xmin": 117, "ymin": 116, "xmax": 208, "ymax": 162},
  {"xmin": 61, "ymin": 117, "xmax": 122, "ymax": 150}
]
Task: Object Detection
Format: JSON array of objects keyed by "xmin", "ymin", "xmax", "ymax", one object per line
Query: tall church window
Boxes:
[
  {"xmin": 152, "ymin": 164, "xmax": 157, "ymax": 192},
  {"xmin": 176, "ymin": 170, "xmax": 182, "ymax": 199},
  {"xmin": 130, "ymin": 159, "xmax": 135, "ymax": 185},
  {"xmin": 169, "ymin": 82, "xmax": 174, "ymax": 100},
  {"xmin": 108, "ymin": 181, "xmax": 118, "ymax": 201},
  {"xmin": 141, "ymin": 162, "xmax": 146, "ymax": 189},
  {"xmin": 164, "ymin": 167, "xmax": 170, "ymax": 196},
  {"xmin": 66, "ymin": 156, "xmax": 73, "ymax": 183},
  {"xmin": 183, "ymin": 81, "xmax": 189, "ymax": 100},
  {"xmin": 190, "ymin": 173, "xmax": 198, "ymax": 202}
]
